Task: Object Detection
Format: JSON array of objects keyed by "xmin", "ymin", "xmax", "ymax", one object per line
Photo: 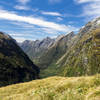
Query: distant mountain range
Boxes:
[
  {"xmin": 0, "ymin": 32, "xmax": 39, "ymax": 87},
  {"xmin": 19, "ymin": 37, "xmax": 55, "ymax": 62},
  {"xmin": 20, "ymin": 17, "xmax": 100, "ymax": 78}
]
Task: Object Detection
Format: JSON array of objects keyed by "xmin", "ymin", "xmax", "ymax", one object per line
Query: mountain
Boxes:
[
  {"xmin": 20, "ymin": 37, "xmax": 55, "ymax": 63},
  {"xmin": 20, "ymin": 17, "xmax": 100, "ymax": 78},
  {"xmin": 57, "ymin": 17, "xmax": 100, "ymax": 77},
  {"xmin": 0, "ymin": 32, "xmax": 39, "ymax": 87},
  {"xmin": 0, "ymin": 74, "xmax": 100, "ymax": 100},
  {"xmin": 38, "ymin": 17, "xmax": 100, "ymax": 78},
  {"xmin": 38, "ymin": 32, "xmax": 75, "ymax": 77},
  {"xmin": 20, "ymin": 32, "xmax": 75, "ymax": 77},
  {"xmin": 38, "ymin": 32, "xmax": 75, "ymax": 68}
]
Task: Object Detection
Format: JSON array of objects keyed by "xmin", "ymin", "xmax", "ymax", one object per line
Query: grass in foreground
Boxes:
[{"xmin": 0, "ymin": 74, "xmax": 100, "ymax": 100}]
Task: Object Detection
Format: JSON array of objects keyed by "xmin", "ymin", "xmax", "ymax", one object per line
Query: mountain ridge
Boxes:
[
  {"xmin": 20, "ymin": 17, "xmax": 100, "ymax": 78},
  {"xmin": 0, "ymin": 32, "xmax": 40, "ymax": 87},
  {"xmin": 20, "ymin": 36, "xmax": 55, "ymax": 62}
]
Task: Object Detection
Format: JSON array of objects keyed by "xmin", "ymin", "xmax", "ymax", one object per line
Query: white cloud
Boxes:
[
  {"xmin": 17, "ymin": 0, "xmax": 30, "ymax": 5},
  {"xmin": 75, "ymin": 0, "xmax": 99, "ymax": 3},
  {"xmin": 32, "ymin": 8, "xmax": 39, "ymax": 12},
  {"xmin": 68, "ymin": 21, "xmax": 75, "ymax": 24},
  {"xmin": 7, "ymin": 31, "xmax": 29, "ymax": 42},
  {"xmin": 8, "ymin": 32, "xmax": 35, "ymax": 42},
  {"xmin": 9, "ymin": 33, "xmax": 24, "ymax": 37},
  {"xmin": 49, "ymin": 0, "xmax": 62, "ymax": 4},
  {"xmin": 41, "ymin": 11, "xmax": 62, "ymax": 16},
  {"xmin": 13, "ymin": 37, "xmax": 27, "ymax": 42},
  {"xmin": 57, "ymin": 17, "xmax": 63, "ymax": 21},
  {"xmin": 11, "ymin": 22, "xmax": 34, "ymax": 28},
  {"xmin": 0, "ymin": 9, "xmax": 79, "ymax": 42},
  {"xmin": 0, "ymin": 9, "xmax": 76, "ymax": 32},
  {"xmin": 9, "ymin": 33, "xmax": 34, "ymax": 37},
  {"xmin": 75, "ymin": 0, "xmax": 100, "ymax": 19},
  {"xmin": 14, "ymin": 5, "xmax": 30, "ymax": 10},
  {"xmin": 15, "ymin": 0, "xmax": 30, "ymax": 10},
  {"xmin": 41, "ymin": 27, "xmax": 59, "ymax": 34}
]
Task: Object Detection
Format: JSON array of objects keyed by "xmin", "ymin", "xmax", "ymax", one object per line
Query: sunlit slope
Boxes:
[
  {"xmin": 0, "ymin": 74, "xmax": 100, "ymax": 100},
  {"xmin": 57, "ymin": 28, "xmax": 100, "ymax": 77}
]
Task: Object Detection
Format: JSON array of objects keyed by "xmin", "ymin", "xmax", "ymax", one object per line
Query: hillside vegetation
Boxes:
[
  {"xmin": 59, "ymin": 29, "xmax": 100, "ymax": 77},
  {"xmin": 38, "ymin": 27, "xmax": 100, "ymax": 78},
  {"xmin": 0, "ymin": 74, "xmax": 100, "ymax": 100},
  {"xmin": 20, "ymin": 18, "xmax": 100, "ymax": 78},
  {"xmin": 39, "ymin": 19, "xmax": 100, "ymax": 78},
  {"xmin": 0, "ymin": 32, "xmax": 39, "ymax": 87}
]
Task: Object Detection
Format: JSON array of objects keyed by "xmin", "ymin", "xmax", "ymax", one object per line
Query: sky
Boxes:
[{"xmin": 0, "ymin": 0, "xmax": 100, "ymax": 42}]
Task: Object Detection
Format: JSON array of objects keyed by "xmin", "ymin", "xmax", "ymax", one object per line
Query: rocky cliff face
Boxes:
[{"xmin": 0, "ymin": 32, "xmax": 39, "ymax": 87}]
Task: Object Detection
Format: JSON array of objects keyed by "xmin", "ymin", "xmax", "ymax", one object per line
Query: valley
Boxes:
[
  {"xmin": 0, "ymin": 14, "xmax": 100, "ymax": 100},
  {"xmin": 20, "ymin": 17, "xmax": 100, "ymax": 78}
]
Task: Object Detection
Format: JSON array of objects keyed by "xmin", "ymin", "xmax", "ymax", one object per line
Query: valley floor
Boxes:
[{"xmin": 0, "ymin": 74, "xmax": 100, "ymax": 100}]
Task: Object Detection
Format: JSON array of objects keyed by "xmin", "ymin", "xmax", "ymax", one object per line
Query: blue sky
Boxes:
[{"xmin": 0, "ymin": 0, "xmax": 100, "ymax": 42}]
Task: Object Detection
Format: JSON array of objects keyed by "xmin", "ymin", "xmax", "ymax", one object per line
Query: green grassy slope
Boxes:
[{"xmin": 0, "ymin": 74, "xmax": 100, "ymax": 100}]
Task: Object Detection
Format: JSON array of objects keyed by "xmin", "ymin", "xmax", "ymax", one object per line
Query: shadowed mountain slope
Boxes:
[{"xmin": 0, "ymin": 32, "xmax": 39, "ymax": 87}]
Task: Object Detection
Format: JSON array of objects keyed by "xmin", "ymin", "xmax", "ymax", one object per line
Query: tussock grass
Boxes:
[{"xmin": 0, "ymin": 74, "xmax": 100, "ymax": 100}]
